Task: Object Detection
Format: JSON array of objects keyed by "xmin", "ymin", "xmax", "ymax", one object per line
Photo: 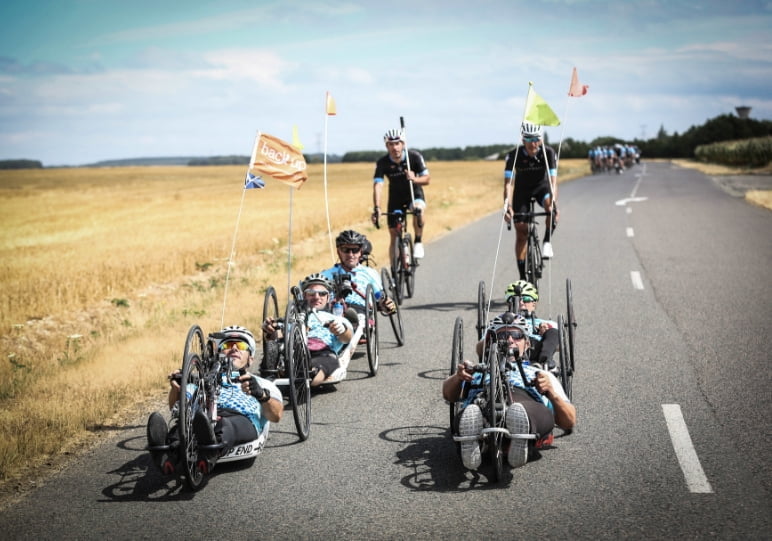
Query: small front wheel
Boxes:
[
  {"xmin": 364, "ymin": 284, "xmax": 379, "ymax": 376},
  {"xmin": 179, "ymin": 352, "xmax": 207, "ymax": 491}
]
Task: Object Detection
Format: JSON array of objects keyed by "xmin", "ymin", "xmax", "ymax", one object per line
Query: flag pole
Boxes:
[
  {"xmin": 220, "ymin": 131, "xmax": 261, "ymax": 327},
  {"xmin": 323, "ymin": 92, "xmax": 335, "ymax": 264},
  {"xmin": 287, "ymin": 185, "xmax": 294, "ymax": 299}
]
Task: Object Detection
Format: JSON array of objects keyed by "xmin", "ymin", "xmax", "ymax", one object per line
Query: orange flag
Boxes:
[
  {"xmin": 249, "ymin": 132, "xmax": 308, "ymax": 189},
  {"xmin": 568, "ymin": 67, "xmax": 589, "ymax": 97},
  {"xmin": 325, "ymin": 92, "xmax": 337, "ymax": 115}
]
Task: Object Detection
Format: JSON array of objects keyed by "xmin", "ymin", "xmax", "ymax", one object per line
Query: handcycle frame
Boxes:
[
  {"xmin": 374, "ymin": 209, "xmax": 419, "ymax": 305},
  {"xmin": 358, "ymin": 245, "xmax": 405, "ymax": 347},
  {"xmin": 449, "ymin": 318, "xmax": 538, "ymax": 483},
  {"xmin": 169, "ymin": 325, "xmax": 288, "ymax": 491},
  {"xmin": 511, "ymin": 199, "xmax": 550, "ymax": 291}
]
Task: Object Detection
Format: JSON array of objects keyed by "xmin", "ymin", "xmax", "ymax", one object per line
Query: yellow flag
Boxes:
[
  {"xmin": 250, "ymin": 132, "xmax": 308, "ymax": 189},
  {"xmin": 292, "ymin": 125, "xmax": 304, "ymax": 150},
  {"xmin": 325, "ymin": 92, "xmax": 336, "ymax": 116},
  {"xmin": 524, "ymin": 84, "xmax": 560, "ymax": 126}
]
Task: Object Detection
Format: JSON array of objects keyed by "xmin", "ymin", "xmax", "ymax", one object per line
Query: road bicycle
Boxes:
[
  {"xmin": 374, "ymin": 209, "xmax": 419, "ymax": 305},
  {"xmin": 511, "ymin": 199, "xmax": 550, "ymax": 291}
]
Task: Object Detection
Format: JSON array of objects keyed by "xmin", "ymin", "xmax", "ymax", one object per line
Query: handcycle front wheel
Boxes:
[
  {"xmin": 566, "ymin": 278, "xmax": 576, "ymax": 376},
  {"xmin": 183, "ymin": 324, "xmax": 205, "ymax": 364},
  {"xmin": 557, "ymin": 314, "xmax": 573, "ymax": 403},
  {"xmin": 485, "ymin": 344, "xmax": 506, "ymax": 483},
  {"xmin": 179, "ymin": 351, "xmax": 207, "ymax": 491},
  {"xmin": 380, "ymin": 267, "xmax": 405, "ymax": 346},
  {"xmin": 476, "ymin": 280, "xmax": 487, "ymax": 341},
  {"xmin": 364, "ymin": 284, "xmax": 379, "ymax": 376},
  {"xmin": 449, "ymin": 316, "xmax": 464, "ymax": 435}
]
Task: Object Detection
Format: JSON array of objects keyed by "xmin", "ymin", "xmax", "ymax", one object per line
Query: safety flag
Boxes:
[
  {"xmin": 244, "ymin": 171, "xmax": 265, "ymax": 189},
  {"xmin": 292, "ymin": 125, "xmax": 305, "ymax": 150},
  {"xmin": 568, "ymin": 67, "xmax": 589, "ymax": 97},
  {"xmin": 524, "ymin": 84, "xmax": 561, "ymax": 126},
  {"xmin": 326, "ymin": 92, "xmax": 336, "ymax": 115},
  {"xmin": 248, "ymin": 132, "xmax": 308, "ymax": 189}
]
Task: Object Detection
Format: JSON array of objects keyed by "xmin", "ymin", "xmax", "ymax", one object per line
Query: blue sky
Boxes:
[{"xmin": 1, "ymin": 0, "xmax": 770, "ymax": 166}]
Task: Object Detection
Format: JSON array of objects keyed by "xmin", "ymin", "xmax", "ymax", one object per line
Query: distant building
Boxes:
[{"xmin": 735, "ymin": 106, "xmax": 752, "ymax": 119}]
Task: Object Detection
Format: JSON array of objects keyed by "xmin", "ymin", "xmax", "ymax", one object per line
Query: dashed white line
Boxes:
[
  {"xmin": 630, "ymin": 271, "xmax": 644, "ymax": 290},
  {"xmin": 662, "ymin": 404, "xmax": 713, "ymax": 493},
  {"xmin": 626, "ymin": 227, "xmax": 634, "ymax": 237}
]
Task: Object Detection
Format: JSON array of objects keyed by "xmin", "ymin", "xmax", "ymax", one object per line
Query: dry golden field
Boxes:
[{"xmin": 0, "ymin": 159, "xmax": 588, "ymax": 489}]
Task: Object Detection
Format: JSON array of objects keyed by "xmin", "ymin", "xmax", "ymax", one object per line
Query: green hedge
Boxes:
[{"xmin": 694, "ymin": 136, "xmax": 772, "ymax": 167}]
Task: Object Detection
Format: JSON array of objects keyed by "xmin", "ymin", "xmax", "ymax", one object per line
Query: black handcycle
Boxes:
[
  {"xmin": 449, "ymin": 318, "xmax": 538, "ymax": 483},
  {"xmin": 374, "ymin": 209, "xmax": 419, "ymax": 305}
]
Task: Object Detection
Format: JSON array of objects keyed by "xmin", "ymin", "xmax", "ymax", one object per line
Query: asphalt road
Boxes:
[{"xmin": 1, "ymin": 162, "xmax": 769, "ymax": 540}]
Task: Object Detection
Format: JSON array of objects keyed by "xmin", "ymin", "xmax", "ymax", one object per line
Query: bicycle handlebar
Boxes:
[{"xmin": 373, "ymin": 208, "xmax": 420, "ymax": 230}]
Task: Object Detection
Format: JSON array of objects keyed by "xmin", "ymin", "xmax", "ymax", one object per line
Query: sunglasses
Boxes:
[
  {"xmin": 304, "ymin": 289, "xmax": 329, "ymax": 297},
  {"xmin": 339, "ymin": 246, "xmax": 361, "ymax": 254},
  {"xmin": 521, "ymin": 296, "xmax": 536, "ymax": 303},
  {"xmin": 523, "ymin": 136, "xmax": 541, "ymax": 143},
  {"xmin": 220, "ymin": 340, "xmax": 251, "ymax": 352},
  {"xmin": 497, "ymin": 329, "xmax": 525, "ymax": 340}
]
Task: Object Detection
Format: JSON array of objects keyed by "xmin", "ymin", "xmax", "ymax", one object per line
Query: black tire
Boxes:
[
  {"xmin": 526, "ymin": 227, "xmax": 541, "ymax": 289},
  {"xmin": 566, "ymin": 278, "xmax": 576, "ymax": 376},
  {"xmin": 485, "ymin": 344, "xmax": 505, "ymax": 483},
  {"xmin": 261, "ymin": 287, "xmax": 280, "ymax": 378},
  {"xmin": 391, "ymin": 251, "xmax": 404, "ymax": 306},
  {"xmin": 449, "ymin": 317, "xmax": 464, "ymax": 433},
  {"xmin": 403, "ymin": 234, "xmax": 415, "ymax": 299},
  {"xmin": 364, "ymin": 284, "xmax": 379, "ymax": 376},
  {"xmin": 476, "ymin": 280, "xmax": 487, "ymax": 341},
  {"xmin": 183, "ymin": 324, "xmax": 205, "ymax": 365},
  {"xmin": 380, "ymin": 267, "xmax": 405, "ymax": 346},
  {"xmin": 179, "ymin": 352, "xmax": 207, "ymax": 491},
  {"xmin": 557, "ymin": 315, "xmax": 573, "ymax": 402},
  {"xmin": 285, "ymin": 322, "xmax": 311, "ymax": 441}
]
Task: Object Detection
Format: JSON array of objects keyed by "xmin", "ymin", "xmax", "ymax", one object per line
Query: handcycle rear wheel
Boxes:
[
  {"xmin": 557, "ymin": 315, "xmax": 573, "ymax": 402},
  {"xmin": 285, "ymin": 318, "xmax": 311, "ymax": 441},
  {"xmin": 261, "ymin": 286, "xmax": 280, "ymax": 378},
  {"xmin": 381, "ymin": 267, "xmax": 405, "ymax": 346},
  {"xmin": 476, "ymin": 280, "xmax": 487, "ymax": 341},
  {"xmin": 179, "ymin": 351, "xmax": 207, "ymax": 491},
  {"xmin": 403, "ymin": 234, "xmax": 415, "ymax": 299},
  {"xmin": 364, "ymin": 284, "xmax": 379, "ymax": 376},
  {"xmin": 449, "ymin": 316, "xmax": 464, "ymax": 433}
]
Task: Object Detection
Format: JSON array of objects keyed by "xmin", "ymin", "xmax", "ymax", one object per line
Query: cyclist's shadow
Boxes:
[{"xmin": 380, "ymin": 425, "xmax": 505, "ymax": 491}]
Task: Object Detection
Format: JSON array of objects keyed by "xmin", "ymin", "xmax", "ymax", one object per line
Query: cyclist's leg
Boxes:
[
  {"xmin": 512, "ymin": 191, "xmax": 530, "ymax": 280},
  {"xmin": 216, "ymin": 411, "xmax": 258, "ymax": 450},
  {"xmin": 309, "ymin": 350, "xmax": 340, "ymax": 386},
  {"xmin": 410, "ymin": 197, "xmax": 427, "ymax": 258},
  {"xmin": 534, "ymin": 185, "xmax": 554, "ymax": 243},
  {"xmin": 530, "ymin": 329, "xmax": 558, "ymax": 370}
]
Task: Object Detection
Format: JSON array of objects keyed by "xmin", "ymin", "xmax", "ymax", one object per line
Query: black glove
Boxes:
[{"xmin": 247, "ymin": 376, "xmax": 269, "ymax": 402}]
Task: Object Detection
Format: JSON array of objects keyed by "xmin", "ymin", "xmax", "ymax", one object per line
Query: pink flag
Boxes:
[{"xmin": 568, "ymin": 67, "xmax": 589, "ymax": 97}]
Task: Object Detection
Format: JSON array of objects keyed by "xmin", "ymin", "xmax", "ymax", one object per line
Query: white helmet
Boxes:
[
  {"xmin": 383, "ymin": 129, "xmax": 404, "ymax": 143},
  {"xmin": 521, "ymin": 122, "xmax": 543, "ymax": 139},
  {"xmin": 219, "ymin": 325, "xmax": 256, "ymax": 354}
]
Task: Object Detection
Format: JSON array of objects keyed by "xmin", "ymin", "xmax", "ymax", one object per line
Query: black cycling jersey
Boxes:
[
  {"xmin": 503, "ymin": 144, "xmax": 557, "ymax": 193},
  {"xmin": 373, "ymin": 149, "xmax": 428, "ymax": 210}
]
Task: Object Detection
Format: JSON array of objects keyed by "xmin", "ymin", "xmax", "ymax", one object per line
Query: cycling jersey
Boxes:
[
  {"xmin": 306, "ymin": 309, "xmax": 352, "ymax": 355},
  {"xmin": 187, "ymin": 376, "xmax": 281, "ymax": 434},
  {"xmin": 461, "ymin": 365, "xmax": 568, "ymax": 411},
  {"xmin": 321, "ymin": 263, "xmax": 385, "ymax": 311},
  {"xmin": 503, "ymin": 144, "xmax": 557, "ymax": 193},
  {"xmin": 373, "ymin": 149, "xmax": 429, "ymax": 211}
]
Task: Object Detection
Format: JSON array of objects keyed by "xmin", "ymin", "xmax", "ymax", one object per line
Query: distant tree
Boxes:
[{"xmin": 0, "ymin": 159, "xmax": 43, "ymax": 169}]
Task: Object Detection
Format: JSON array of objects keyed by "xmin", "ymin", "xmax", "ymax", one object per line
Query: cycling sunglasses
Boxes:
[
  {"xmin": 339, "ymin": 246, "xmax": 361, "ymax": 254},
  {"xmin": 304, "ymin": 289, "xmax": 329, "ymax": 297},
  {"xmin": 523, "ymin": 136, "xmax": 541, "ymax": 143},
  {"xmin": 497, "ymin": 329, "xmax": 525, "ymax": 340},
  {"xmin": 219, "ymin": 340, "xmax": 251, "ymax": 352},
  {"xmin": 521, "ymin": 296, "xmax": 536, "ymax": 303}
]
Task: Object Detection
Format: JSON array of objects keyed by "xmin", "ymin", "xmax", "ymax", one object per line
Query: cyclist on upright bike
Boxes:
[{"xmin": 503, "ymin": 122, "xmax": 559, "ymax": 280}]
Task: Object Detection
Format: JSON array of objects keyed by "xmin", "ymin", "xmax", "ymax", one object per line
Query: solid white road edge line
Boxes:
[{"xmin": 662, "ymin": 404, "xmax": 714, "ymax": 493}]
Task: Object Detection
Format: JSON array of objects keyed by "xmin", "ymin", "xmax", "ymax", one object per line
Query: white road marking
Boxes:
[
  {"xmin": 626, "ymin": 227, "xmax": 634, "ymax": 237},
  {"xmin": 662, "ymin": 404, "xmax": 713, "ymax": 493},
  {"xmin": 615, "ymin": 196, "xmax": 648, "ymax": 206},
  {"xmin": 630, "ymin": 271, "xmax": 644, "ymax": 290},
  {"xmin": 626, "ymin": 207, "xmax": 632, "ymax": 214}
]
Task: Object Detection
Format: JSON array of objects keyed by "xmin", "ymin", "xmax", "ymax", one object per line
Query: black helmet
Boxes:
[{"xmin": 336, "ymin": 229, "xmax": 366, "ymax": 247}]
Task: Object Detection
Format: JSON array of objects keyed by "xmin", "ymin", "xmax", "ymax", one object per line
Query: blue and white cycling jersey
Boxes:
[
  {"xmin": 321, "ymin": 263, "xmax": 384, "ymax": 309},
  {"xmin": 306, "ymin": 309, "xmax": 352, "ymax": 355},
  {"xmin": 461, "ymin": 365, "xmax": 568, "ymax": 412},
  {"xmin": 522, "ymin": 313, "xmax": 557, "ymax": 343}
]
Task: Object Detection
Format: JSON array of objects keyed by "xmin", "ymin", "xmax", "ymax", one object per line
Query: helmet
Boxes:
[
  {"xmin": 383, "ymin": 129, "xmax": 404, "ymax": 143},
  {"xmin": 520, "ymin": 122, "xmax": 543, "ymax": 138},
  {"xmin": 490, "ymin": 312, "xmax": 528, "ymax": 337},
  {"xmin": 219, "ymin": 325, "xmax": 256, "ymax": 354},
  {"xmin": 505, "ymin": 280, "xmax": 539, "ymax": 302},
  {"xmin": 335, "ymin": 229, "xmax": 366, "ymax": 247},
  {"xmin": 301, "ymin": 272, "xmax": 333, "ymax": 292}
]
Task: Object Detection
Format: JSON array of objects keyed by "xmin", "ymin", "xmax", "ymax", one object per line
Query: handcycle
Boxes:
[
  {"xmin": 161, "ymin": 324, "xmax": 305, "ymax": 491},
  {"xmin": 505, "ymin": 278, "xmax": 576, "ymax": 402},
  {"xmin": 357, "ymin": 243, "xmax": 405, "ymax": 347},
  {"xmin": 510, "ymin": 198, "xmax": 551, "ymax": 291},
  {"xmin": 449, "ymin": 317, "xmax": 539, "ymax": 483},
  {"xmin": 374, "ymin": 208, "xmax": 420, "ymax": 305}
]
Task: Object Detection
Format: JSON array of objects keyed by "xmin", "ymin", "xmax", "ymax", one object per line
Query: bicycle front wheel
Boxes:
[{"xmin": 403, "ymin": 234, "xmax": 415, "ymax": 299}]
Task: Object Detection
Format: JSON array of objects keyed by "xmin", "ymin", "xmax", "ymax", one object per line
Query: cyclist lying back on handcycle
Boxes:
[
  {"xmin": 146, "ymin": 325, "xmax": 283, "ymax": 476},
  {"xmin": 262, "ymin": 273, "xmax": 354, "ymax": 387},
  {"xmin": 505, "ymin": 280, "xmax": 559, "ymax": 371},
  {"xmin": 442, "ymin": 312, "xmax": 576, "ymax": 471}
]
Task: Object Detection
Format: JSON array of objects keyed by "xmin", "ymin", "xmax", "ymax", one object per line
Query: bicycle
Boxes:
[
  {"xmin": 511, "ymin": 199, "xmax": 550, "ymax": 290},
  {"xmin": 374, "ymin": 209, "xmax": 419, "ymax": 305}
]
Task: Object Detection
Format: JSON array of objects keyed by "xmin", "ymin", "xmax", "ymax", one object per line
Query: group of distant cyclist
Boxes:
[
  {"xmin": 589, "ymin": 143, "xmax": 641, "ymax": 174},
  {"xmin": 145, "ymin": 119, "xmax": 577, "ymax": 487}
]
